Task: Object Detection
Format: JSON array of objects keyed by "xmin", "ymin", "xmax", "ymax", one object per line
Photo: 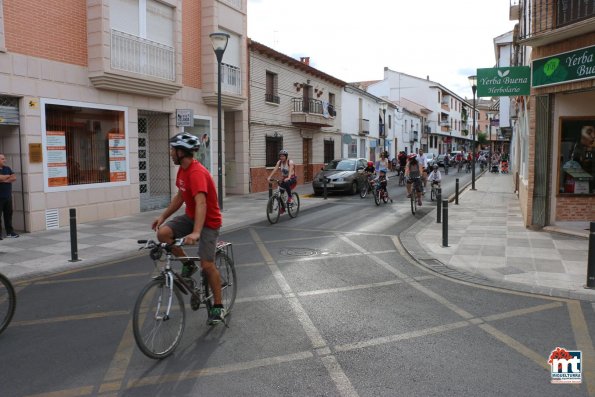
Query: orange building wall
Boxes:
[
  {"xmin": 3, "ymin": 0, "xmax": 87, "ymax": 66},
  {"xmin": 182, "ymin": 0, "xmax": 201, "ymax": 88}
]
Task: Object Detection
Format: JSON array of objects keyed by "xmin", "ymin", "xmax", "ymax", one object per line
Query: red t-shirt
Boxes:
[{"xmin": 176, "ymin": 159, "xmax": 222, "ymax": 229}]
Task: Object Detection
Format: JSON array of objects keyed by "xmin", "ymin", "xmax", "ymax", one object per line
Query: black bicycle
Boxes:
[
  {"xmin": 0, "ymin": 272, "xmax": 16, "ymax": 335},
  {"xmin": 132, "ymin": 239, "xmax": 237, "ymax": 359},
  {"xmin": 266, "ymin": 179, "xmax": 300, "ymax": 224},
  {"xmin": 360, "ymin": 174, "xmax": 376, "ymax": 198},
  {"xmin": 409, "ymin": 177, "xmax": 423, "ymax": 215}
]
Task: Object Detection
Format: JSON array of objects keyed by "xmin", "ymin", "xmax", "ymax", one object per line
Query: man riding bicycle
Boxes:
[{"xmin": 152, "ymin": 133, "xmax": 226, "ymax": 325}]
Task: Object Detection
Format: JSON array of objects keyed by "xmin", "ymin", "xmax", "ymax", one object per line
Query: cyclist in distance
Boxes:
[
  {"xmin": 405, "ymin": 153, "xmax": 423, "ymax": 207},
  {"xmin": 267, "ymin": 149, "xmax": 297, "ymax": 206},
  {"xmin": 417, "ymin": 148, "xmax": 429, "ymax": 193},
  {"xmin": 428, "ymin": 164, "xmax": 442, "ymax": 186},
  {"xmin": 151, "ymin": 133, "xmax": 226, "ymax": 325}
]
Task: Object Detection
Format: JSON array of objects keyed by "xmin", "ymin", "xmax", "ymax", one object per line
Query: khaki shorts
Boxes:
[{"xmin": 164, "ymin": 214, "xmax": 220, "ymax": 262}]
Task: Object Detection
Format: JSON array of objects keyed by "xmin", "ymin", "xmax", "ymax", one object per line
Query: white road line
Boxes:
[
  {"xmin": 339, "ymin": 234, "xmax": 475, "ymax": 319},
  {"xmin": 298, "ymin": 280, "xmax": 402, "ymax": 297},
  {"xmin": 334, "ymin": 321, "xmax": 471, "ymax": 352},
  {"xmin": 249, "ymin": 228, "xmax": 359, "ymax": 396}
]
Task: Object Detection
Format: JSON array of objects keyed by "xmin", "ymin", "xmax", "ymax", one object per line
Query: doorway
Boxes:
[{"xmin": 303, "ymin": 138, "xmax": 312, "ymax": 182}]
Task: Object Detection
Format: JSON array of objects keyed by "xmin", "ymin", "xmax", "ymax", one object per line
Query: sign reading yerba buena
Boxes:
[
  {"xmin": 477, "ymin": 67, "xmax": 531, "ymax": 97},
  {"xmin": 533, "ymin": 45, "xmax": 595, "ymax": 88}
]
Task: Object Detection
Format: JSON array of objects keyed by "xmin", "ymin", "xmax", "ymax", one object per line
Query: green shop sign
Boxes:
[
  {"xmin": 477, "ymin": 67, "xmax": 531, "ymax": 97},
  {"xmin": 533, "ymin": 45, "xmax": 595, "ymax": 88}
]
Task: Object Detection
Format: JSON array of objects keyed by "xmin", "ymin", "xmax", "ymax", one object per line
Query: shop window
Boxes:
[
  {"xmin": 43, "ymin": 101, "xmax": 128, "ymax": 190},
  {"xmin": 265, "ymin": 134, "xmax": 283, "ymax": 167},
  {"xmin": 348, "ymin": 139, "xmax": 357, "ymax": 158},
  {"xmin": 559, "ymin": 118, "xmax": 594, "ymax": 195}
]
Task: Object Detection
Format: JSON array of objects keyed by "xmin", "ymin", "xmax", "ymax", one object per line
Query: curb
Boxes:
[{"xmin": 398, "ymin": 172, "xmax": 595, "ymax": 302}]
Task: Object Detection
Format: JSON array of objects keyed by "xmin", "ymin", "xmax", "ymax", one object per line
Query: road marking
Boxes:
[
  {"xmin": 335, "ymin": 320, "xmax": 471, "ymax": 352},
  {"xmin": 339, "ymin": 234, "xmax": 475, "ymax": 320},
  {"xmin": 481, "ymin": 302, "xmax": 563, "ymax": 322},
  {"xmin": 478, "ymin": 323, "xmax": 549, "ymax": 371},
  {"xmin": 97, "ymin": 319, "xmax": 136, "ymax": 395},
  {"xmin": 35, "ymin": 272, "xmax": 150, "ymax": 285},
  {"xmin": 126, "ymin": 351, "xmax": 314, "ymax": 388},
  {"xmin": 249, "ymin": 228, "xmax": 359, "ymax": 396},
  {"xmin": 11, "ymin": 310, "xmax": 129, "ymax": 327},
  {"xmin": 235, "ymin": 293, "xmax": 284, "ymax": 303},
  {"xmin": 321, "ymin": 355, "xmax": 359, "ymax": 397},
  {"xmin": 26, "ymin": 386, "xmax": 94, "ymax": 397},
  {"xmin": 567, "ymin": 300, "xmax": 595, "ymax": 396}
]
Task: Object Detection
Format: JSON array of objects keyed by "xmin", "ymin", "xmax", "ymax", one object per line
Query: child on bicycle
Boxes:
[
  {"xmin": 374, "ymin": 168, "xmax": 391, "ymax": 200},
  {"xmin": 428, "ymin": 164, "xmax": 441, "ymax": 187}
]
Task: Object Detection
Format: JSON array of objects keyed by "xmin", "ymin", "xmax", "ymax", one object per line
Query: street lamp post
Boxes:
[
  {"xmin": 468, "ymin": 75, "xmax": 477, "ymax": 190},
  {"xmin": 210, "ymin": 32, "xmax": 230, "ymax": 210},
  {"xmin": 380, "ymin": 102, "xmax": 388, "ymax": 156}
]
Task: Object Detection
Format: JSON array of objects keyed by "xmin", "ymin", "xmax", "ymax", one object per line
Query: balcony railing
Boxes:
[
  {"xmin": 292, "ymin": 98, "xmax": 326, "ymax": 115},
  {"xmin": 359, "ymin": 118, "xmax": 370, "ymax": 135},
  {"xmin": 111, "ymin": 29, "xmax": 175, "ymax": 81},
  {"xmin": 265, "ymin": 93, "xmax": 280, "ymax": 104},
  {"xmin": 291, "ymin": 98, "xmax": 335, "ymax": 127},
  {"xmin": 221, "ymin": 63, "xmax": 242, "ymax": 95},
  {"xmin": 519, "ymin": 0, "xmax": 595, "ymax": 40}
]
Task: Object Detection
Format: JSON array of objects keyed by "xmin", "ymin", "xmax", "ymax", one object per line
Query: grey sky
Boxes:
[{"xmin": 247, "ymin": 0, "xmax": 517, "ymax": 99}]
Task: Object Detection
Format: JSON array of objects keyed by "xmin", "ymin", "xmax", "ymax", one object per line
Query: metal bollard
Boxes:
[
  {"xmin": 437, "ymin": 188, "xmax": 442, "ymax": 223},
  {"xmin": 455, "ymin": 179, "xmax": 459, "ymax": 205},
  {"xmin": 587, "ymin": 222, "xmax": 595, "ymax": 289},
  {"xmin": 323, "ymin": 178, "xmax": 328, "ymax": 200},
  {"xmin": 69, "ymin": 208, "xmax": 81, "ymax": 262},
  {"xmin": 442, "ymin": 200, "xmax": 448, "ymax": 247}
]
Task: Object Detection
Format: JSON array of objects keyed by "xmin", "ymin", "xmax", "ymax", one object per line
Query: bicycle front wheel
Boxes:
[
  {"xmin": 360, "ymin": 183, "xmax": 368, "ymax": 198},
  {"xmin": 411, "ymin": 192, "xmax": 416, "ymax": 215},
  {"xmin": 431, "ymin": 188, "xmax": 436, "ymax": 201},
  {"xmin": 132, "ymin": 279, "xmax": 186, "ymax": 359},
  {"xmin": 0, "ymin": 273, "xmax": 16, "ymax": 335},
  {"xmin": 266, "ymin": 196, "xmax": 281, "ymax": 224},
  {"xmin": 288, "ymin": 193, "xmax": 300, "ymax": 218},
  {"xmin": 374, "ymin": 189, "xmax": 381, "ymax": 206}
]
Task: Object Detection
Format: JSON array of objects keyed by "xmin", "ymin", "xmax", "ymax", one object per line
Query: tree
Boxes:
[{"xmin": 477, "ymin": 132, "xmax": 488, "ymax": 145}]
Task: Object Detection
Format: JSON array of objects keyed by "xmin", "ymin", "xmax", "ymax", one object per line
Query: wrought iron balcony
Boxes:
[
  {"xmin": 518, "ymin": 0, "xmax": 595, "ymax": 43},
  {"xmin": 221, "ymin": 63, "xmax": 242, "ymax": 96},
  {"xmin": 291, "ymin": 98, "xmax": 335, "ymax": 127}
]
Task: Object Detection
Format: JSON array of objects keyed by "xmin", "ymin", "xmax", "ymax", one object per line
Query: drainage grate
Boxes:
[{"xmin": 281, "ymin": 248, "xmax": 319, "ymax": 257}]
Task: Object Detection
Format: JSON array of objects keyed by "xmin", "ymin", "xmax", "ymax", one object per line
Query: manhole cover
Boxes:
[{"xmin": 281, "ymin": 248, "xmax": 319, "ymax": 256}]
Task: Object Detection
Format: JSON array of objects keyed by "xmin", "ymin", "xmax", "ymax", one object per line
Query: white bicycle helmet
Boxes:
[
  {"xmin": 169, "ymin": 133, "xmax": 200, "ymax": 151},
  {"xmin": 279, "ymin": 149, "xmax": 288, "ymax": 156}
]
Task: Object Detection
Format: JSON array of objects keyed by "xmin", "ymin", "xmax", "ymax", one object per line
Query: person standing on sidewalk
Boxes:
[
  {"xmin": 0, "ymin": 154, "xmax": 18, "ymax": 239},
  {"xmin": 151, "ymin": 133, "xmax": 225, "ymax": 325}
]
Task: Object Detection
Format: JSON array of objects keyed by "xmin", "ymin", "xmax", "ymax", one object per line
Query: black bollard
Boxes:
[
  {"xmin": 323, "ymin": 178, "xmax": 328, "ymax": 200},
  {"xmin": 587, "ymin": 222, "xmax": 595, "ymax": 289},
  {"xmin": 437, "ymin": 188, "xmax": 442, "ymax": 223},
  {"xmin": 442, "ymin": 200, "xmax": 448, "ymax": 247},
  {"xmin": 455, "ymin": 179, "xmax": 459, "ymax": 205},
  {"xmin": 69, "ymin": 208, "xmax": 81, "ymax": 262}
]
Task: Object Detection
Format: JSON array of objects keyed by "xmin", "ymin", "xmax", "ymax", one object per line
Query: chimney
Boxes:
[{"xmin": 300, "ymin": 57, "xmax": 310, "ymax": 65}]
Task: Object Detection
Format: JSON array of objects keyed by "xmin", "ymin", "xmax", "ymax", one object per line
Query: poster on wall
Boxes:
[
  {"xmin": 186, "ymin": 118, "xmax": 212, "ymax": 172},
  {"xmin": 108, "ymin": 132, "xmax": 127, "ymax": 182},
  {"xmin": 559, "ymin": 118, "xmax": 594, "ymax": 195},
  {"xmin": 46, "ymin": 131, "xmax": 68, "ymax": 187}
]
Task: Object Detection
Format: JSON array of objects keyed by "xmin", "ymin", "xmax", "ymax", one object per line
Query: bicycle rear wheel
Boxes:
[
  {"xmin": 288, "ymin": 193, "xmax": 300, "ymax": 218},
  {"xmin": 204, "ymin": 252, "xmax": 238, "ymax": 313},
  {"xmin": 0, "ymin": 273, "xmax": 16, "ymax": 335},
  {"xmin": 132, "ymin": 278, "xmax": 185, "ymax": 359},
  {"xmin": 382, "ymin": 191, "xmax": 389, "ymax": 203},
  {"xmin": 266, "ymin": 196, "xmax": 281, "ymax": 224}
]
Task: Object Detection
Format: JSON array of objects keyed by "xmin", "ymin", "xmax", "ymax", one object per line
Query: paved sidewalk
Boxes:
[
  {"xmin": 0, "ymin": 184, "xmax": 336, "ymax": 281},
  {"xmin": 400, "ymin": 171, "xmax": 595, "ymax": 301}
]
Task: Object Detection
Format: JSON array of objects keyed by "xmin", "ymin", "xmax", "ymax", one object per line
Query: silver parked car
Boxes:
[{"xmin": 312, "ymin": 158, "xmax": 367, "ymax": 195}]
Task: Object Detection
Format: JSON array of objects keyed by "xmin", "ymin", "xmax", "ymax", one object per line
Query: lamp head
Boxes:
[
  {"xmin": 468, "ymin": 75, "xmax": 477, "ymax": 94},
  {"xmin": 210, "ymin": 32, "xmax": 230, "ymax": 60}
]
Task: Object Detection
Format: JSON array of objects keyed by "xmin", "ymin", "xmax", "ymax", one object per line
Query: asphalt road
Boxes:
[{"xmin": 1, "ymin": 168, "xmax": 593, "ymax": 397}]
